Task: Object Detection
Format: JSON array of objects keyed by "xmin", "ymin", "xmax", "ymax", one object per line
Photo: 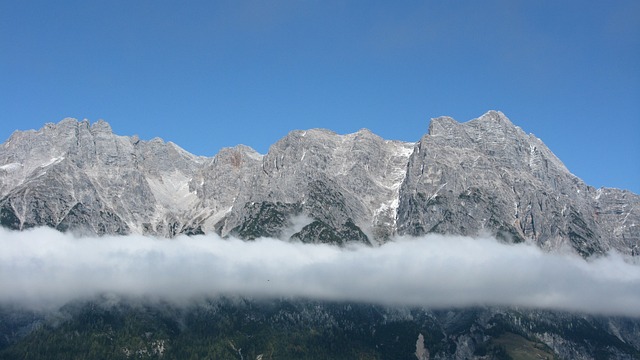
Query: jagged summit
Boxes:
[
  {"xmin": 429, "ymin": 111, "xmax": 515, "ymax": 134},
  {"xmin": 0, "ymin": 112, "xmax": 637, "ymax": 256},
  {"xmin": 427, "ymin": 116, "xmax": 458, "ymax": 136},
  {"xmin": 473, "ymin": 109, "xmax": 512, "ymax": 123},
  {"xmin": 90, "ymin": 119, "xmax": 112, "ymax": 133}
]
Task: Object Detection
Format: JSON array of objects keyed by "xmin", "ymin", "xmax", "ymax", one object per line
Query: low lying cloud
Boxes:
[{"xmin": 1, "ymin": 227, "xmax": 639, "ymax": 316}]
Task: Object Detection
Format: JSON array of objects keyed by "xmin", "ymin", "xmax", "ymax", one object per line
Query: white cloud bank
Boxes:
[{"xmin": 1, "ymin": 227, "xmax": 639, "ymax": 316}]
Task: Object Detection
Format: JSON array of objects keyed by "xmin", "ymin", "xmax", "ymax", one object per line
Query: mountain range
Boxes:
[
  {"xmin": 1, "ymin": 111, "xmax": 639, "ymax": 359},
  {"xmin": 1, "ymin": 111, "xmax": 638, "ymax": 257}
]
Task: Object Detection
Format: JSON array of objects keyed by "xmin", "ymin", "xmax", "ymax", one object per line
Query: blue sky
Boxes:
[{"xmin": 1, "ymin": 1, "xmax": 638, "ymax": 193}]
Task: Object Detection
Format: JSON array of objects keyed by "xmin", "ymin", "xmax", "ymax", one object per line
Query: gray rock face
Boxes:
[
  {"xmin": 215, "ymin": 128, "xmax": 413, "ymax": 244},
  {"xmin": 0, "ymin": 119, "xmax": 205, "ymax": 236},
  {"xmin": 396, "ymin": 111, "xmax": 638, "ymax": 256},
  {"xmin": 0, "ymin": 112, "xmax": 638, "ymax": 256}
]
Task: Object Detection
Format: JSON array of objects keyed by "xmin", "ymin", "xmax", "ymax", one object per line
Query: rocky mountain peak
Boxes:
[
  {"xmin": 212, "ymin": 144, "xmax": 262, "ymax": 168},
  {"xmin": 49, "ymin": 117, "xmax": 79, "ymax": 129},
  {"xmin": 427, "ymin": 111, "xmax": 518, "ymax": 142},
  {"xmin": 90, "ymin": 119, "xmax": 113, "ymax": 134},
  {"xmin": 475, "ymin": 109, "xmax": 511, "ymax": 124},
  {"xmin": 427, "ymin": 116, "xmax": 459, "ymax": 136}
]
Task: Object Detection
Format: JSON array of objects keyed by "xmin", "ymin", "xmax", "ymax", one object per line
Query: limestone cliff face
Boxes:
[
  {"xmin": 0, "ymin": 112, "xmax": 637, "ymax": 256},
  {"xmin": 396, "ymin": 111, "xmax": 637, "ymax": 256},
  {"xmin": 0, "ymin": 119, "xmax": 205, "ymax": 236},
  {"xmin": 215, "ymin": 128, "xmax": 413, "ymax": 244}
]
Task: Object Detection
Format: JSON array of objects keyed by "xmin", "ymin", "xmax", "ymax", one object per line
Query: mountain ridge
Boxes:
[
  {"xmin": 1, "ymin": 111, "xmax": 638, "ymax": 256},
  {"xmin": 2, "ymin": 111, "xmax": 640, "ymax": 359}
]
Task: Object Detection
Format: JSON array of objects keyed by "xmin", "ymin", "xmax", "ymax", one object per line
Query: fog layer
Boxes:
[{"xmin": 1, "ymin": 227, "xmax": 639, "ymax": 316}]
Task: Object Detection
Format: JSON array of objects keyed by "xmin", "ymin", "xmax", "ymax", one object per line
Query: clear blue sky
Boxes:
[{"xmin": 1, "ymin": 1, "xmax": 638, "ymax": 193}]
